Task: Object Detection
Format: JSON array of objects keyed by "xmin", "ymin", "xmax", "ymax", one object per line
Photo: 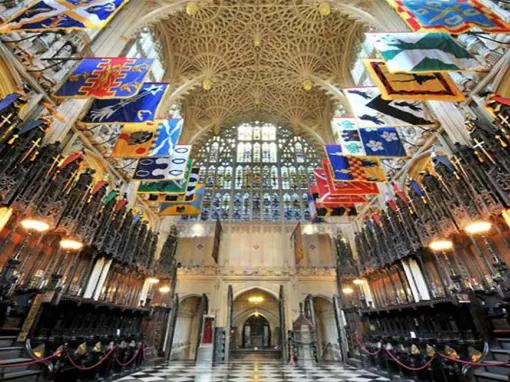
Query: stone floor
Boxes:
[{"xmin": 116, "ymin": 360, "xmax": 391, "ymax": 381}]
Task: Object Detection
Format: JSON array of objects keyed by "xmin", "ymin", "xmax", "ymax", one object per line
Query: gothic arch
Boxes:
[{"xmin": 233, "ymin": 286, "xmax": 279, "ymax": 301}]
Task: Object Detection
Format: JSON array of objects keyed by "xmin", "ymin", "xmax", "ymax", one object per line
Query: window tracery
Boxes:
[{"xmin": 193, "ymin": 122, "xmax": 321, "ymax": 222}]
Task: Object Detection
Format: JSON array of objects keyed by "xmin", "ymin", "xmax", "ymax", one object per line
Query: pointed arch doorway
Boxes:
[
  {"xmin": 230, "ymin": 288, "xmax": 283, "ymax": 361},
  {"xmin": 242, "ymin": 314, "xmax": 271, "ymax": 349},
  {"xmin": 170, "ymin": 294, "xmax": 208, "ymax": 360}
]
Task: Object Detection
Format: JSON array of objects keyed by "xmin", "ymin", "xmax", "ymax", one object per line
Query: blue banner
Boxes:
[
  {"xmin": 55, "ymin": 57, "xmax": 153, "ymax": 98},
  {"xmin": 0, "ymin": 0, "xmax": 127, "ymax": 33},
  {"xmin": 150, "ymin": 119, "xmax": 184, "ymax": 157},
  {"xmin": 325, "ymin": 145, "xmax": 387, "ymax": 183},
  {"xmin": 359, "ymin": 128, "xmax": 407, "ymax": 157},
  {"xmin": 82, "ymin": 83, "xmax": 168, "ymax": 124}
]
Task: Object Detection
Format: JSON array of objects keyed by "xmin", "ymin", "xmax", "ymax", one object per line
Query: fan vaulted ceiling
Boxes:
[{"xmin": 146, "ymin": 0, "xmax": 371, "ymax": 142}]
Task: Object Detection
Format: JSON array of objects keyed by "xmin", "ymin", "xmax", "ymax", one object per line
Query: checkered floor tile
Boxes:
[{"xmin": 115, "ymin": 360, "xmax": 390, "ymax": 381}]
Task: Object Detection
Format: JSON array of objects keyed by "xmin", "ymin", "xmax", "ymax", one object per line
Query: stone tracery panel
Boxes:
[{"xmin": 146, "ymin": 0, "xmax": 369, "ymax": 139}]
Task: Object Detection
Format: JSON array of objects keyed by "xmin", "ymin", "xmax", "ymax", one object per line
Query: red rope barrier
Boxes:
[
  {"xmin": 439, "ymin": 354, "xmax": 510, "ymax": 367},
  {"xmin": 66, "ymin": 347, "xmax": 116, "ymax": 371},
  {"xmin": 1, "ymin": 343, "xmax": 148, "ymax": 371},
  {"xmin": 142, "ymin": 344, "xmax": 152, "ymax": 361},
  {"xmin": 114, "ymin": 346, "xmax": 142, "ymax": 367},
  {"xmin": 386, "ymin": 350, "xmax": 436, "ymax": 371},
  {"xmin": 356, "ymin": 340, "xmax": 383, "ymax": 356},
  {"xmin": 0, "ymin": 353, "xmax": 59, "ymax": 369},
  {"xmin": 360, "ymin": 346, "xmax": 383, "ymax": 356},
  {"xmin": 358, "ymin": 342, "xmax": 510, "ymax": 370}
]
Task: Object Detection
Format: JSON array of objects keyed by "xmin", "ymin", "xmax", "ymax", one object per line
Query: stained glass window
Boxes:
[
  {"xmin": 126, "ymin": 29, "xmax": 165, "ymax": 81},
  {"xmin": 193, "ymin": 122, "xmax": 321, "ymax": 221}
]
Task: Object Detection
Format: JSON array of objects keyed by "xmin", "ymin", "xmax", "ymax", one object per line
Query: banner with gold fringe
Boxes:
[
  {"xmin": 344, "ymin": 87, "xmax": 435, "ymax": 128},
  {"xmin": 326, "ymin": 146, "xmax": 387, "ymax": 183},
  {"xmin": 386, "ymin": 0, "xmax": 510, "ymax": 34},
  {"xmin": 322, "ymin": 158, "xmax": 380, "ymax": 196},
  {"xmin": 0, "ymin": 0, "xmax": 128, "ymax": 33},
  {"xmin": 313, "ymin": 170, "xmax": 368, "ymax": 205},
  {"xmin": 55, "ymin": 57, "xmax": 153, "ymax": 99},
  {"xmin": 364, "ymin": 59, "xmax": 465, "ymax": 102},
  {"xmin": 309, "ymin": 188, "xmax": 358, "ymax": 217},
  {"xmin": 112, "ymin": 119, "xmax": 183, "ymax": 158},
  {"xmin": 159, "ymin": 184, "xmax": 205, "ymax": 216},
  {"xmin": 82, "ymin": 83, "xmax": 169, "ymax": 124}
]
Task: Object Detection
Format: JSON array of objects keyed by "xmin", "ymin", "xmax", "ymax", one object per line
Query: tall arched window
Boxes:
[
  {"xmin": 210, "ymin": 141, "xmax": 220, "ymax": 162},
  {"xmin": 253, "ymin": 142, "xmax": 261, "ymax": 162},
  {"xmin": 193, "ymin": 122, "xmax": 321, "ymax": 221}
]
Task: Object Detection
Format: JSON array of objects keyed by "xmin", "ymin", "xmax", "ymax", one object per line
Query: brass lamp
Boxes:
[{"xmin": 464, "ymin": 220, "xmax": 492, "ymax": 235}]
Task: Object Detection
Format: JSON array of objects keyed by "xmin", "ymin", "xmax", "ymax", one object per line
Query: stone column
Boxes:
[{"xmin": 426, "ymin": 102, "xmax": 472, "ymax": 145}]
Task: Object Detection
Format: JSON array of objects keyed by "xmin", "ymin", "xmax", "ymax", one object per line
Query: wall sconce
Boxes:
[
  {"xmin": 428, "ymin": 239, "xmax": 454, "ymax": 252},
  {"xmin": 59, "ymin": 238, "xmax": 84, "ymax": 251},
  {"xmin": 464, "ymin": 220, "xmax": 492, "ymax": 236},
  {"xmin": 20, "ymin": 218, "xmax": 50, "ymax": 233},
  {"xmin": 342, "ymin": 287, "xmax": 354, "ymax": 295},
  {"xmin": 159, "ymin": 286, "xmax": 171, "ymax": 294},
  {"xmin": 147, "ymin": 277, "xmax": 160, "ymax": 285}
]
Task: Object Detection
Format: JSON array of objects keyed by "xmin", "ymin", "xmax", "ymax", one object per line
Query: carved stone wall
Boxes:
[{"xmin": 174, "ymin": 222, "xmax": 338, "ymax": 328}]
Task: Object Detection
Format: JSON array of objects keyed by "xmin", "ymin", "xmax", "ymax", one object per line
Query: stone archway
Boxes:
[
  {"xmin": 231, "ymin": 288, "xmax": 281, "ymax": 360},
  {"xmin": 170, "ymin": 295, "xmax": 203, "ymax": 360},
  {"xmin": 313, "ymin": 296, "xmax": 341, "ymax": 361},
  {"xmin": 242, "ymin": 314, "xmax": 271, "ymax": 349}
]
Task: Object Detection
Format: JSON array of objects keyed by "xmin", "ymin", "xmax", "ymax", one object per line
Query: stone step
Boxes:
[
  {"xmin": 473, "ymin": 371, "xmax": 509, "ymax": 382},
  {"xmin": 491, "ymin": 349, "xmax": 510, "ymax": 363},
  {"xmin": 494, "ymin": 329, "xmax": 510, "ymax": 336},
  {"xmin": 0, "ymin": 346, "xmax": 24, "ymax": 360},
  {"xmin": 0, "ymin": 328, "xmax": 20, "ymax": 337},
  {"xmin": 497, "ymin": 338, "xmax": 510, "ymax": 350},
  {"xmin": 0, "ymin": 358, "xmax": 36, "ymax": 374},
  {"xmin": 0, "ymin": 369, "xmax": 41, "ymax": 382},
  {"xmin": 0, "ymin": 336, "xmax": 16, "ymax": 347},
  {"xmin": 484, "ymin": 361, "xmax": 510, "ymax": 377}
]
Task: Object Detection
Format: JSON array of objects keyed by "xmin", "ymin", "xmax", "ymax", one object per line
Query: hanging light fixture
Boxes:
[
  {"xmin": 186, "ymin": 1, "xmax": 199, "ymax": 16},
  {"xmin": 303, "ymin": 79, "xmax": 313, "ymax": 91},
  {"xmin": 319, "ymin": 2, "xmax": 331, "ymax": 17},
  {"xmin": 159, "ymin": 286, "xmax": 171, "ymax": 294},
  {"xmin": 20, "ymin": 218, "xmax": 50, "ymax": 233},
  {"xmin": 202, "ymin": 79, "xmax": 213, "ymax": 91},
  {"xmin": 353, "ymin": 278, "xmax": 364, "ymax": 285},
  {"xmin": 428, "ymin": 239, "xmax": 454, "ymax": 252},
  {"xmin": 502, "ymin": 209, "xmax": 510, "ymax": 229},
  {"xmin": 253, "ymin": 34, "xmax": 262, "ymax": 49},
  {"xmin": 248, "ymin": 295, "xmax": 264, "ymax": 304},
  {"xmin": 464, "ymin": 220, "xmax": 492, "ymax": 235}
]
